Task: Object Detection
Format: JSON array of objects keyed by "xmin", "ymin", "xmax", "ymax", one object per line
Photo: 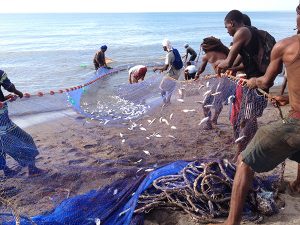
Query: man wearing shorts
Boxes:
[{"xmin": 211, "ymin": 5, "xmax": 300, "ymax": 225}]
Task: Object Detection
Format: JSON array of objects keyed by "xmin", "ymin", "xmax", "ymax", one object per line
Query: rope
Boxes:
[
  {"xmin": 135, "ymin": 159, "xmax": 280, "ymax": 222},
  {"xmin": 0, "ymin": 67, "xmax": 123, "ymax": 108}
]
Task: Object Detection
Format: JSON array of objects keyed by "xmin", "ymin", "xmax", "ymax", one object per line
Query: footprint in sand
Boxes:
[
  {"xmin": 83, "ymin": 144, "xmax": 98, "ymax": 149},
  {"xmin": 68, "ymin": 158, "xmax": 87, "ymax": 165}
]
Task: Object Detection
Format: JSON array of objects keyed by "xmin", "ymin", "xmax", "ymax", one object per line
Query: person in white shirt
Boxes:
[
  {"xmin": 184, "ymin": 62, "xmax": 197, "ymax": 80},
  {"xmin": 128, "ymin": 65, "xmax": 147, "ymax": 84}
]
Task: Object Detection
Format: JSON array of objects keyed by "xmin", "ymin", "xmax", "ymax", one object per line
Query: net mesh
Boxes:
[{"xmin": 0, "ymin": 64, "xmax": 287, "ymax": 224}]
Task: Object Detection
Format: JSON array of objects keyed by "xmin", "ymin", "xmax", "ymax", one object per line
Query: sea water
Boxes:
[{"xmin": 0, "ymin": 12, "xmax": 294, "ymax": 93}]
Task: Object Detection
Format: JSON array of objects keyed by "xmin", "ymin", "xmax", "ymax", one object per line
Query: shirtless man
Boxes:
[
  {"xmin": 195, "ymin": 36, "xmax": 234, "ymax": 129},
  {"xmin": 93, "ymin": 45, "xmax": 108, "ymax": 70},
  {"xmin": 211, "ymin": 6, "xmax": 300, "ymax": 225}
]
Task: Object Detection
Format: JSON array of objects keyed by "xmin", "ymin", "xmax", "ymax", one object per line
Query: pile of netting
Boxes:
[
  {"xmin": 1, "ymin": 159, "xmax": 282, "ymax": 225},
  {"xmin": 135, "ymin": 159, "xmax": 282, "ymax": 223}
]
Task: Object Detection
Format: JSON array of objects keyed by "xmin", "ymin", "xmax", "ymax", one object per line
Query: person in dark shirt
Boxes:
[
  {"xmin": 216, "ymin": 10, "xmax": 268, "ymax": 161},
  {"xmin": 0, "ymin": 70, "xmax": 45, "ymax": 177},
  {"xmin": 93, "ymin": 45, "xmax": 108, "ymax": 70},
  {"xmin": 183, "ymin": 44, "xmax": 197, "ymax": 63}
]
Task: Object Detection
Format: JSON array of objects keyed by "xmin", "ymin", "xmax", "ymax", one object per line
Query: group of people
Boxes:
[
  {"xmin": 210, "ymin": 8, "xmax": 300, "ymax": 225},
  {"xmin": 133, "ymin": 7, "xmax": 300, "ymax": 225},
  {"xmin": 1, "ymin": 6, "xmax": 300, "ymax": 225}
]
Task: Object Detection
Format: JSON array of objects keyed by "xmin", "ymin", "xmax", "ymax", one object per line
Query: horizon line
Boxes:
[{"xmin": 0, "ymin": 10, "xmax": 294, "ymax": 14}]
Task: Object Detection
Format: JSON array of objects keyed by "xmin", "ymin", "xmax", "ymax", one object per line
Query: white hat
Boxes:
[{"xmin": 162, "ymin": 39, "xmax": 172, "ymax": 51}]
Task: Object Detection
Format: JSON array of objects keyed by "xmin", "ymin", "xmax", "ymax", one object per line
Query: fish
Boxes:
[
  {"xmin": 159, "ymin": 117, "xmax": 163, "ymax": 123},
  {"xmin": 169, "ymin": 113, "xmax": 174, "ymax": 120},
  {"xmin": 228, "ymin": 95, "xmax": 235, "ymax": 104},
  {"xmin": 206, "ymin": 81, "xmax": 210, "ymax": 87},
  {"xmin": 134, "ymin": 159, "xmax": 143, "ymax": 164},
  {"xmin": 203, "ymin": 90, "xmax": 212, "ymax": 97},
  {"xmin": 155, "ymin": 134, "xmax": 162, "ymax": 138},
  {"xmin": 120, "ymin": 133, "xmax": 123, "ymax": 138},
  {"xmin": 167, "ymin": 135, "xmax": 176, "ymax": 139},
  {"xmin": 143, "ymin": 150, "xmax": 150, "ymax": 155},
  {"xmin": 182, "ymin": 109, "xmax": 196, "ymax": 113},
  {"xmin": 145, "ymin": 168, "xmax": 154, "ymax": 172},
  {"xmin": 140, "ymin": 127, "xmax": 147, "ymax": 131},
  {"xmin": 235, "ymin": 135, "xmax": 246, "ymax": 143},
  {"xmin": 177, "ymin": 99, "xmax": 184, "ymax": 102},
  {"xmin": 211, "ymin": 91, "xmax": 221, "ymax": 96},
  {"xmin": 121, "ymin": 139, "xmax": 125, "ymax": 143},
  {"xmin": 119, "ymin": 208, "xmax": 131, "ymax": 217},
  {"xmin": 203, "ymin": 104, "xmax": 214, "ymax": 108},
  {"xmin": 198, "ymin": 117, "xmax": 209, "ymax": 125},
  {"xmin": 195, "ymin": 100, "xmax": 204, "ymax": 104},
  {"xmin": 113, "ymin": 189, "xmax": 118, "ymax": 195},
  {"xmin": 171, "ymin": 126, "xmax": 177, "ymax": 129},
  {"xmin": 161, "ymin": 118, "xmax": 170, "ymax": 125},
  {"xmin": 95, "ymin": 218, "xmax": 101, "ymax": 225},
  {"xmin": 199, "ymin": 85, "xmax": 205, "ymax": 89},
  {"xmin": 178, "ymin": 89, "xmax": 183, "ymax": 95},
  {"xmin": 146, "ymin": 137, "xmax": 150, "ymax": 140}
]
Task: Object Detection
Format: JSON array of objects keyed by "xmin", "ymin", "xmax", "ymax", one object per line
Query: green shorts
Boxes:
[{"xmin": 241, "ymin": 118, "xmax": 300, "ymax": 173}]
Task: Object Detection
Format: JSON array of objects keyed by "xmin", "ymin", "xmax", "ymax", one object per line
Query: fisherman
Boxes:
[
  {"xmin": 210, "ymin": 5, "xmax": 300, "ymax": 225},
  {"xmin": 182, "ymin": 43, "xmax": 197, "ymax": 63},
  {"xmin": 153, "ymin": 39, "xmax": 182, "ymax": 107},
  {"xmin": 195, "ymin": 36, "xmax": 235, "ymax": 129},
  {"xmin": 128, "ymin": 65, "xmax": 147, "ymax": 84},
  {"xmin": 216, "ymin": 10, "xmax": 270, "ymax": 161},
  {"xmin": 93, "ymin": 45, "xmax": 108, "ymax": 70},
  {"xmin": 184, "ymin": 61, "xmax": 197, "ymax": 80},
  {"xmin": 0, "ymin": 70, "xmax": 45, "ymax": 177}
]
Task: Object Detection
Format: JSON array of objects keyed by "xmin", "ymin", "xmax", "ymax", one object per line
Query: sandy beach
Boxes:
[{"xmin": 0, "ymin": 85, "xmax": 299, "ymax": 225}]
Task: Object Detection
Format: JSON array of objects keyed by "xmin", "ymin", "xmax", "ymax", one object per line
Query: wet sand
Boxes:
[{"xmin": 1, "ymin": 86, "xmax": 299, "ymax": 225}]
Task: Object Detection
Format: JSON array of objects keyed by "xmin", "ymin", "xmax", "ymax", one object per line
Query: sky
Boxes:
[{"xmin": 0, "ymin": 0, "xmax": 297, "ymax": 13}]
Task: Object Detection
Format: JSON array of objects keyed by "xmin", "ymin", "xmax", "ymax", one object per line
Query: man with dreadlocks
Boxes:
[
  {"xmin": 210, "ymin": 6, "xmax": 300, "ymax": 225},
  {"xmin": 195, "ymin": 36, "xmax": 236, "ymax": 129}
]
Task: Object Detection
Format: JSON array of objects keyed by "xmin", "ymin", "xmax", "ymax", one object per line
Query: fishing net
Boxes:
[{"xmin": 0, "ymin": 63, "xmax": 287, "ymax": 225}]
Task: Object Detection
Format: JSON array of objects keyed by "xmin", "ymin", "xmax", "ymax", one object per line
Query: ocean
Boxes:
[{"xmin": 0, "ymin": 12, "xmax": 295, "ymax": 93}]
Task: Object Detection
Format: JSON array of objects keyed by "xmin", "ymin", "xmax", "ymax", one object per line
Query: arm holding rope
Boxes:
[
  {"xmin": 217, "ymin": 28, "xmax": 249, "ymax": 74},
  {"xmin": 195, "ymin": 56, "xmax": 208, "ymax": 80},
  {"xmin": 153, "ymin": 64, "xmax": 168, "ymax": 73}
]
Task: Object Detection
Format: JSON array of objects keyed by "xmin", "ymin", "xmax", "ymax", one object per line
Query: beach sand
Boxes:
[{"xmin": 0, "ymin": 86, "xmax": 299, "ymax": 225}]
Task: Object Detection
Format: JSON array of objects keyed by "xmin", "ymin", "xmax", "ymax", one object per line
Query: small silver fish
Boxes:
[
  {"xmin": 143, "ymin": 150, "xmax": 150, "ymax": 155},
  {"xmin": 211, "ymin": 91, "xmax": 221, "ymax": 96},
  {"xmin": 198, "ymin": 117, "xmax": 209, "ymax": 125},
  {"xmin": 203, "ymin": 90, "xmax": 212, "ymax": 97},
  {"xmin": 161, "ymin": 118, "xmax": 170, "ymax": 125},
  {"xmin": 235, "ymin": 135, "xmax": 246, "ymax": 143},
  {"xmin": 203, "ymin": 104, "xmax": 214, "ymax": 108},
  {"xmin": 182, "ymin": 109, "xmax": 196, "ymax": 113},
  {"xmin": 171, "ymin": 126, "xmax": 177, "ymax": 129},
  {"xmin": 177, "ymin": 99, "xmax": 184, "ymax": 102},
  {"xmin": 169, "ymin": 113, "xmax": 174, "ymax": 120}
]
